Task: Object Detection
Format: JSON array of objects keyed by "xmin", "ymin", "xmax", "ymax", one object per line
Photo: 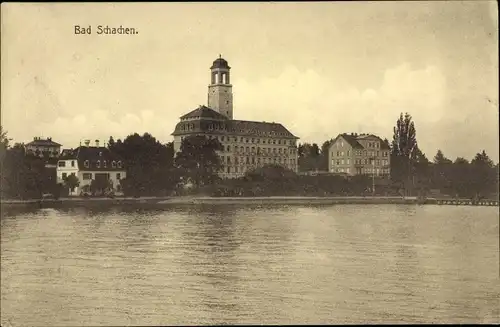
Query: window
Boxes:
[
  {"xmin": 117, "ymin": 173, "xmax": 121, "ymax": 180},
  {"xmin": 227, "ymin": 145, "xmax": 230, "ymax": 151},
  {"xmin": 117, "ymin": 161, "xmax": 122, "ymax": 168},
  {"xmin": 227, "ymin": 157, "xmax": 231, "ymax": 164},
  {"xmin": 58, "ymin": 161, "xmax": 66, "ymax": 167},
  {"xmin": 71, "ymin": 161, "xmax": 75, "ymax": 167},
  {"xmin": 112, "ymin": 161, "xmax": 116, "ymax": 168},
  {"xmin": 83, "ymin": 173, "xmax": 92, "ymax": 180},
  {"xmin": 347, "ymin": 168, "xmax": 350, "ymax": 174},
  {"xmin": 227, "ymin": 166, "xmax": 231, "ymax": 173},
  {"xmin": 103, "ymin": 161, "xmax": 107, "ymax": 168},
  {"xmin": 347, "ymin": 150, "xmax": 350, "ymax": 156},
  {"xmin": 96, "ymin": 160, "xmax": 101, "ymax": 168},
  {"xmin": 62, "ymin": 173, "xmax": 67, "ymax": 179},
  {"xmin": 347, "ymin": 159, "xmax": 350, "ymax": 164},
  {"xmin": 84, "ymin": 160, "xmax": 90, "ymax": 168}
]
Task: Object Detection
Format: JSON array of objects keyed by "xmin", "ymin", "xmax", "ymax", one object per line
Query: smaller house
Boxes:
[
  {"xmin": 57, "ymin": 139, "xmax": 126, "ymax": 196},
  {"xmin": 26, "ymin": 137, "xmax": 61, "ymax": 157}
]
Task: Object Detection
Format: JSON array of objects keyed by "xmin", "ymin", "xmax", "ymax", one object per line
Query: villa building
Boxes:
[
  {"xmin": 171, "ymin": 56, "xmax": 300, "ymax": 178},
  {"xmin": 328, "ymin": 133, "xmax": 391, "ymax": 177},
  {"xmin": 56, "ymin": 139, "xmax": 126, "ymax": 196},
  {"xmin": 26, "ymin": 137, "xmax": 61, "ymax": 157}
]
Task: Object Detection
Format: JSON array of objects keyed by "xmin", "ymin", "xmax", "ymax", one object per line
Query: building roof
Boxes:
[
  {"xmin": 173, "ymin": 106, "xmax": 298, "ymax": 139},
  {"xmin": 210, "ymin": 56, "xmax": 230, "ymax": 70},
  {"xmin": 26, "ymin": 137, "xmax": 61, "ymax": 147},
  {"xmin": 180, "ymin": 105, "xmax": 229, "ymax": 120},
  {"xmin": 58, "ymin": 146, "xmax": 125, "ymax": 171},
  {"xmin": 330, "ymin": 133, "xmax": 390, "ymax": 150},
  {"xmin": 340, "ymin": 134, "xmax": 364, "ymax": 149}
]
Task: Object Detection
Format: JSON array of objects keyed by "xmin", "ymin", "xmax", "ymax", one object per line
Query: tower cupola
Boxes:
[{"xmin": 208, "ymin": 55, "xmax": 233, "ymax": 119}]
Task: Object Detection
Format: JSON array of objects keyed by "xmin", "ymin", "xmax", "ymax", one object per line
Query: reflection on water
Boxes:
[{"xmin": 1, "ymin": 204, "xmax": 499, "ymax": 326}]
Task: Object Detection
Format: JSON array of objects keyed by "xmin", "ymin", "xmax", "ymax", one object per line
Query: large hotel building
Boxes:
[{"xmin": 172, "ymin": 56, "xmax": 299, "ymax": 179}]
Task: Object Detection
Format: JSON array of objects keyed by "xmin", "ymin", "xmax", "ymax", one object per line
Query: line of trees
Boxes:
[
  {"xmin": 295, "ymin": 113, "xmax": 498, "ymax": 199},
  {"xmin": 1, "ymin": 116, "xmax": 498, "ymax": 200}
]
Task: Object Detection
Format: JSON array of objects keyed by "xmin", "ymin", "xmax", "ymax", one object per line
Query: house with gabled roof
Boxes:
[
  {"xmin": 172, "ymin": 56, "xmax": 300, "ymax": 178},
  {"xmin": 25, "ymin": 137, "xmax": 61, "ymax": 157},
  {"xmin": 56, "ymin": 139, "xmax": 126, "ymax": 196},
  {"xmin": 328, "ymin": 133, "xmax": 391, "ymax": 177}
]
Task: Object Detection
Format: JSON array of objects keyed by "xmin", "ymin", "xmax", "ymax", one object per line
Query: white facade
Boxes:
[{"xmin": 56, "ymin": 159, "xmax": 126, "ymax": 196}]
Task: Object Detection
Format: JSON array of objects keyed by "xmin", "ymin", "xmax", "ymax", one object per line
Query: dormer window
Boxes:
[
  {"xmin": 103, "ymin": 161, "xmax": 107, "ymax": 168},
  {"xmin": 84, "ymin": 160, "xmax": 89, "ymax": 168},
  {"xmin": 99, "ymin": 152, "xmax": 103, "ymax": 156},
  {"xmin": 112, "ymin": 161, "xmax": 116, "ymax": 168},
  {"xmin": 96, "ymin": 160, "xmax": 101, "ymax": 168},
  {"xmin": 117, "ymin": 161, "xmax": 122, "ymax": 168}
]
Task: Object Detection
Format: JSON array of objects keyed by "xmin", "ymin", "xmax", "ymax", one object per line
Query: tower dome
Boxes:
[{"xmin": 211, "ymin": 55, "xmax": 230, "ymax": 69}]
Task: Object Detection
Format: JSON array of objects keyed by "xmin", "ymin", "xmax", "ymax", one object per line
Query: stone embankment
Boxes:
[{"xmin": 1, "ymin": 196, "xmax": 498, "ymax": 209}]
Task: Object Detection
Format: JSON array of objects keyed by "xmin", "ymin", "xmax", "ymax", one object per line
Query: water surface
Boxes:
[{"xmin": 1, "ymin": 204, "xmax": 499, "ymax": 325}]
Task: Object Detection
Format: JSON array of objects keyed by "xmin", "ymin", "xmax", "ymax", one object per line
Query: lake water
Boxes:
[{"xmin": 1, "ymin": 204, "xmax": 499, "ymax": 325}]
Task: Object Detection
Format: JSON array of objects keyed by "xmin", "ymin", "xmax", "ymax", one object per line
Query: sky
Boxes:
[{"xmin": 1, "ymin": 2, "xmax": 498, "ymax": 162}]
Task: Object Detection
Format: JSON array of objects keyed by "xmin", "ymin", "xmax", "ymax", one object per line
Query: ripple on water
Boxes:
[{"xmin": 1, "ymin": 205, "xmax": 499, "ymax": 326}]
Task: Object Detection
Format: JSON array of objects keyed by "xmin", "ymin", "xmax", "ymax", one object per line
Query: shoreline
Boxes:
[{"xmin": 1, "ymin": 196, "xmax": 499, "ymax": 209}]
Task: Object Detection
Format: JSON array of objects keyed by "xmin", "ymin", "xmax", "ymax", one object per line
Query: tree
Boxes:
[
  {"xmin": 469, "ymin": 150, "xmax": 496, "ymax": 199},
  {"xmin": 319, "ymin": 139, "xmax": 334, "ymax": 171},
  {"xmin": 432, "ymin": 149, "xmax": 453, "ymax": 192},
  {"xmin": 454, "ymin": 157, "xmax": 469, "ymax": 165},
  {"xmin": 174, "ymin": 135, "xmax": 223, "ymax": 188},
  {"xmin": 390, "ymin": 112, "xmax": 419, "ymax": 194},
  {"xmin": 433, "ymin": 149, "xmax": 452, "ymax": 165},
  {"xmin": 413, "ymin": 147, "xmax": 431, "ymax": 194},
  {"xmin": 107, "ymin": 136, "xmax": 115, "ymax": 148},
  {"xmin": 63, "ymin": 174, "xmax": 80, "ymax": 195},
  {"xmin": 471, "ymin": 150, "xmax": 494, "ymax": 168},
  {"xmin": 298, "ymin": 142, "xmax": 321, "ymax": 172},
  {"xmin": 109, "ymin": 132, "xmax": 176, "ymax": 196}
]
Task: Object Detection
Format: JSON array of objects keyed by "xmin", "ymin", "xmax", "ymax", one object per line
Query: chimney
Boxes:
[
  {"xmin": 95, "ymin": 139, "xmax": 100, "ymax": 147},
  {"xmin": 84, "ymin": 139, "xmax": 90, "ymax": 147},
  {"xmin": 48, "ymin": 137, "xmax": 52, "ymax": 141}
]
